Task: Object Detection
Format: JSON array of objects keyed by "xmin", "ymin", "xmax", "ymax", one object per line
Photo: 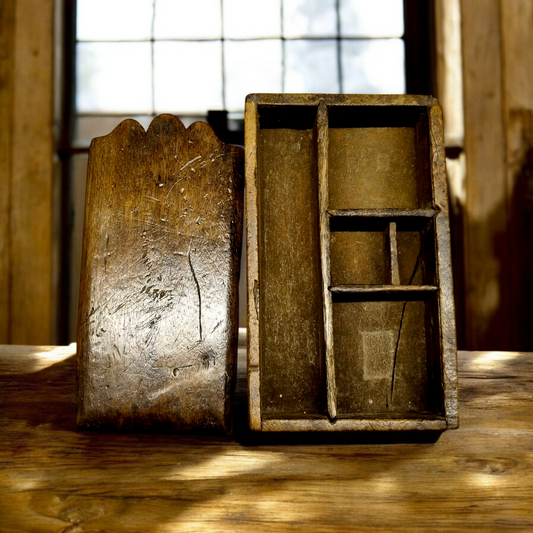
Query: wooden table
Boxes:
[{"xmin": 1, "ymin": 332, "xmax": 532, "ymax": 532}]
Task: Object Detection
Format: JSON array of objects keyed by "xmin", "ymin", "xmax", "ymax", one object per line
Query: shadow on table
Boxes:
[
  {"xmin": 0, "ymin": 350, "xmax": 444, "ymax": 444},
  {"xmin": 232, "ymin": 388, "xmax": 443, "ymax": 446}
]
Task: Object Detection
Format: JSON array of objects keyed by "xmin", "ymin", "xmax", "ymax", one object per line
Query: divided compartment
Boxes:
[
  {"xmin": 328, "ymin": 105, "xmax": 432, "ymax": 210},
  {"xmin": 257, "ymin": 105, "xmax": 326, "ymax": 418},
  {"xmin": 327, "ymin": 214, "xmax": 443, "ymax": 420},
  {"xmin": 332, "ymin": 292, "xmax": 444, "ymax": 418},
  {"xmin": 329, "ymin": 215, "xmax": 437, "ymax": 288}
]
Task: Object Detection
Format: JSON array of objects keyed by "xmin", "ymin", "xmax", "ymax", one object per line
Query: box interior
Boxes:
[{"xmin": 256, "ymin": 103, "xmax": 444, "ymax": 422}]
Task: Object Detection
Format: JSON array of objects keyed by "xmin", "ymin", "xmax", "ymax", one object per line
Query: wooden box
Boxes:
[
  {"xmin": 245, "ymin": 94, "xmax": 458, "ymax": 431},
  {"xmin": 76, "ymin": 115, "xmax": 243, "ymax": 433}
]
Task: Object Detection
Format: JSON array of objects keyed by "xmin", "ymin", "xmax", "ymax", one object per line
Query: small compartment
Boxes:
[
  {"xmin": 330, "ymin": 216, "xmax": 437, "ymax": 287},
  {"xmin": 332, "ymin": 294, "xmax": 444, "ymax": 418},
  {"xmin": 258, "ymin": 104, "xmax": 318, "ymax": 130},
  {"xmin": 328, "ymin": 106, "xmax": 432, "ymax": 210},
  {"xmin": 396, "ymin": 217, "xmax": 437, "ymax": 286},
  {"xmin": 330, "ymin": 218, "xmax": 391, "ymax": 285}
]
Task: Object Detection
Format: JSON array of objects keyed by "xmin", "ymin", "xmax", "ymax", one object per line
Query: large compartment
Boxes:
[{"xmin": 257, "ymin": 116, "xmax": 325, "ymax": 418}]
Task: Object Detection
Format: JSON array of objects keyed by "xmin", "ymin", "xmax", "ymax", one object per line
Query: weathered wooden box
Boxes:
[
  {"xmin": 245, "ymin": 94, "xmax": 458, "ymax": 431},
  {"xmin": 76, "ymin": 115, "xmax": 243, "ymax": 433}
]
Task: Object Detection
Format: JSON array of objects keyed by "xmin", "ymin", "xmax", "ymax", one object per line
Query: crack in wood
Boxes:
[
  {"xmin": 389, "ymin": 250, "xmax": 422, "ymax": 407},
  {"xmin": 104, "ymin": 233, "xmax": 109, "ymax": 273},
  {"xmin": 188, "ymin": 239, "xmax": 202, "ymax": 341}
]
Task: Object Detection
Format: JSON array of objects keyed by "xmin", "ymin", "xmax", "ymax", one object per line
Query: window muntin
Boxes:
[{"xmin": 75, "ymin": 0, "xmax": 405, "ymax": 124}]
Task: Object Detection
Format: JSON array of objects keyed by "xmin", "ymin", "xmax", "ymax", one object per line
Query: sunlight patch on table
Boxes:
[
  {"xmin": 1, "ymin": 343, "xmax": 76, "ymax": 374},
  {"xmin": 469, "ymin": 471, "xmax": 505, "ymax": 489},
  {"xmin": 163, "ymin": 449, "xmax": 283, "ymax": 480},
  {"xmin": 472, "ymin": 350, "xmax": 521, "ymax": 370}
]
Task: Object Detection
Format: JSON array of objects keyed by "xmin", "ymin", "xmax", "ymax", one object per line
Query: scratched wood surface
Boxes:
[
  {"xmin": 245, "ymin": 94, "xmax": 457, "ymax": 431},
  {"xmin": 0, "ymin": 339, "xmax": 532, "ymax": 532},
  {"xmin": 77, "ymin": 115, "xmax": 243, "ymax": 433}
]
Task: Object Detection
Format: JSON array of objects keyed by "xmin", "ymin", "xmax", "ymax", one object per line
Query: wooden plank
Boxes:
[
  {"xmin": 428, "ymin": 104, "xmax": 459, "ymax": 428},
  {"xmin": 461, "ymin": 0, "xmax": 509, "ymax": 350},
  {"xmin": 330, "ymin": 285, "xmax": 438, "ymax": 294},
  {"xmin": 76, "ymin": 115, "xmax": 244, "ymax": 433},
  {"xmin": 9, "ymin": 0, "xmax": 55, "ymax": 343},
  {"xmin": 316, "ymin": 100, "xmax": 337, "ymax": 420},
  {"xmin": 1, "ymin": 343, "xmax": 533, "ymax": 532},
  {"xmin": 328, "ymin": 208, "xmax": 436, "ymax": 218},
  {"xmin": 262, "ymin": 418, "xmax": 447, "ymax": 432},
  {"xmin": 253, "ymin": 101, "xmax": 325, "ymax": 423},
  {"xmin": 246, "ymin": 93, "xmax": 438, "ymax": 108},
  {"xmin": 0, "ymin": 343, "xmax": 76, "ymax": 374},
  {"xmin": 434, "ymin": 0, "xmax": 467, "ymax": 350},
  {"xmin": 386, "ymin": 222, "xmax": 400, "ymax": 285},
  {"xmin": 500, "ymin": 0, "xmax": 533, "ymax": 350},
  {"xmin": 244, "ymin": 97, "xmax": 262, "ymax": 431},
  {"xmin": 0, "ymin": 0, "xmax": 15, "ymax": 343},
  {"xmin": 434, "ymin": 0, "xmax": 464, "ymax": 147}
]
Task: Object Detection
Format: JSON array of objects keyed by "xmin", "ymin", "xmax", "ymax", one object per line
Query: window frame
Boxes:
[{"xmin": 56, "ymin": 0, "xmax": 437, "ymax": 343}]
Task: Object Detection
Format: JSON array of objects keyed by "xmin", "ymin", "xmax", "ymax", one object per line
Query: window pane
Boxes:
[
  {"xmin": 154, "ymin": 41, "xmax": 223, "ymax": 114},
  {"xmin": 285, "ymin": 40, "xmax": 339, "ymax": 93},
  {"xmin": 224, "ymin": 40, "xmax": 282, "ymax": 112},
  {"xmin": 342, "ymin": 39, "xmax": 405, "ymax": 94},
  {"xmin": 340, "ymin": 0, "xmax": 404, "ymax": 37},
  {"xmin": 77, "ymin": 0, "xmax": 153, "ymax": 41},
  {"xmin": 223, "ymin": 0, "xmax": 281, "ymax": 39},
  {"xmin": 154, "ymin": 0, "xmax": 222, "ymax": 40},
  {"xmin": 283, "ymin": 0, "xmax": 337, "ymax": 38},
  {"xmin": 76, "ymin": 42, "xmax": 153, "ymax": 113}
]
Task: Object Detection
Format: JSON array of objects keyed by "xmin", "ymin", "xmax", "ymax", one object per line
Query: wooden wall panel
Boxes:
[
  {"xmin": 458, "ymin": 0, "xmax": 533, "ymax": 350},
  {"xmin": 434, "ymin": 0, "xmax": 464, "ymax": 148},
  {"xmin": 460, "ymin": 0, "xmax": 510, "ymax": 349},
  {"xmin": 500, "ymin": 0, "xmax": 533, "ymax": 349},
  {"xmin": 0, "ymin": 0, "xmax": 55, "ymax": 344},
  {"xmin": 0, "ymin": 0, "xmax": 15, "ymax": 343},
  {"xmin": 434, "ymin": 0, "xmax": 467, "ymax": 348}
]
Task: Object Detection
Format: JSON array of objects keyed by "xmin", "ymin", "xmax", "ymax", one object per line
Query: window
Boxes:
[
  {"xmin": 61, "ymin": 0, "xmax": 431, "ymax": 341},
  {"xmin": 76, "ymin": 0, "xmax": 405, "ymax": 120}
]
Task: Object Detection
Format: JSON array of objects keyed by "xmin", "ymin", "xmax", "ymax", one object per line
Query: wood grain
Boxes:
[
  {"xmin": 246, "ymin": 93, "xmax": 438, "ymax": 108},
  {"xmin": 461, "ymin": 0, "xmax": 510, "ymax": 349},
  {"xmin": 0, "ymin": 0, "xmax": 15, "ymax": 343},
  {"xmin": 327, "ymin": 208, "xmax": 436, "ymax": 218},
  {"xmin": 10, "ymin": 0, "xmax": 55, "ymax": 343},
  {"xmin": 386, "ymin": 222, "xmax": 400, "ymax": 285},
  {"xmin": 256, "ymin": 121, "xmax": 324, "ymax": 420},
  {"xmin": 316, "ymin": 100, "xmax": 337, "ymax": 420},
  {"xmin": 428, "ymin": 104, "xmax": 459, "ymax": 429},
  {"xmin": 434, "ymin": 0, "xmax": 464, "ymax": 148},
  {"xmin": 0, "ymin": 0, "xmax": 55, "ymax": 343},
  {"xmin": 244, "ymin": 98, "xmax": 262, "ymax": 431},
  {"xmin": 500, "ymin": 0, "xmax": 533, "ymax": 349},
  {"xmin": 77, "ymin": 115, "xmax": 244, "ymax": 433},
  {"xmin": 438, "ymin": 0, "xmax": 533, "ymax": 351},
  {"xmin": 1, "ymin": 340, "xmax": 532, "ymax": 532},
  {"xmin": 329, "ymin": 285, "xmax": 438, "ymax": 294}
]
